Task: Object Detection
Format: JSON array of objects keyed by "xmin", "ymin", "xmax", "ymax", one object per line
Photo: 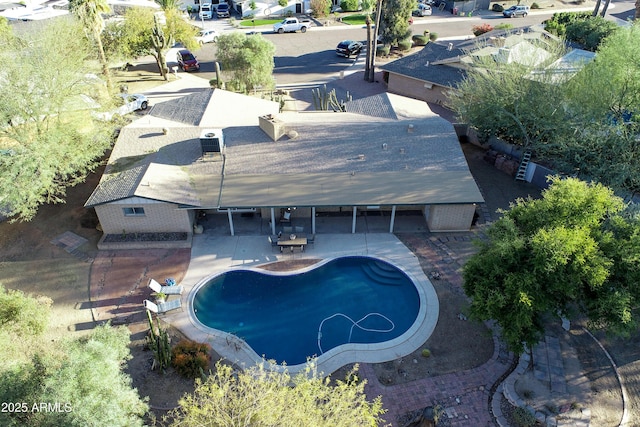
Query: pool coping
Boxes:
[{"xmin": 163, "ymin": 233, "xmax": 439, "ymax": 376}]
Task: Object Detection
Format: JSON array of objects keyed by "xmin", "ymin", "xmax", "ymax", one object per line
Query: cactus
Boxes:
[
  {"xmin": 146, "ymin": 310, "xmax": 172, "ymax": 371},
  {"xmin": 311, "ymin": 85, "xmax": 352, "ymax": 112}
]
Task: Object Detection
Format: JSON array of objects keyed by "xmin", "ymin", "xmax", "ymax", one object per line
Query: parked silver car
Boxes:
[
  {"xmin": 195, "ymin": 29, "xmax": 219, "ymax": 44},
  {"xmin": 503, "ymin": 5, "xmax": 529, "ymax": 17},
  {"xmin": 412, "ymin": 4, "xmax": 432, "ymax": 16}
]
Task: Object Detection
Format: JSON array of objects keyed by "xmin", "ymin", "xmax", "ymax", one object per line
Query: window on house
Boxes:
[{"xmin": 123, "ymin": 207, "xmax": 145, "ymax": 216}]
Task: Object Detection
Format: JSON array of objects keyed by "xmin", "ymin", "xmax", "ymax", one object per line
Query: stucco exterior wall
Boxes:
[
  {"xmin": 386, "ymin": 73, "xmax": 450, "ymax": 105},
  {"xmin": 95, "ymin": 202, "xmax": 194, "ymax": 234},
  {"xmin": 426, "ymin": 204, "xmax": 476, "ymax": 232}
]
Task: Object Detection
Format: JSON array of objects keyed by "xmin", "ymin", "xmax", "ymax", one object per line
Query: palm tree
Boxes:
[{"xmin": 69, "ymin": 0, "xmax": 113, "ymax": 93}]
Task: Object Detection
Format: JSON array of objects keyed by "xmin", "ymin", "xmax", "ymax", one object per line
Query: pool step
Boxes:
[
  {"xmin": 372, "ymin": 260, "xmax": 399, "ymax": 273},
  {"xmin": 361, "ymin": 263, "xmax": 405, "ymax": 286}
]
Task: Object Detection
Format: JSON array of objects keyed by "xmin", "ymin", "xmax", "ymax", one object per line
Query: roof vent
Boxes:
[{"xmin": 448, "ymin": 43, "xmax": 453, "ymax": 51}]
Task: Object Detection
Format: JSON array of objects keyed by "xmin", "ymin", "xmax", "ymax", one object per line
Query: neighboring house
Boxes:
[
  {"xmin": 85, "ymin": 86, "xmax": 484, "ymax": 247},
  {"xmin": 380, "ymin": 27, "xmax": 590, "ymax": 106}
]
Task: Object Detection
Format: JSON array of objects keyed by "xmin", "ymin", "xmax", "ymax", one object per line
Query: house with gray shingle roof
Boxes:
[
  {"xmin": 379, "ymin": 27, "xmax": 568, "ymax": 106},
  {"xmin": 85, "ymin": 87, "xmax": 484, "ymax": 247}
]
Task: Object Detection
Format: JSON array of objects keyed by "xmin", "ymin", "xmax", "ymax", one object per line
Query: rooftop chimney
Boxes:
[
  {"xmin": 447, "ymin": 43, "xmax": 453, "ymax": 51},
  {"xmin": 259, "ymin": 114, "xmax": 286, "ymax": 142}
]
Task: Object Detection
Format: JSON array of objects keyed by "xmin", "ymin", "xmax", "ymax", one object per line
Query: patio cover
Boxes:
[{"xmin": 218, "ymin": 171, "xmax": 484, "ymax": 208}]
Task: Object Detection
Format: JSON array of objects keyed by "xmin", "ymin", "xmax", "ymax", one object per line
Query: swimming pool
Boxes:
[{"xmin": 191, "ymin": 256, "xmax": 422, "ymax": 366}]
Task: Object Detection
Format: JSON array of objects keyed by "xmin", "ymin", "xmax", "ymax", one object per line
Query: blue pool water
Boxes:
[{"xmin": 192, "ymin": 256, "xmax": 420, "ymax": 365}]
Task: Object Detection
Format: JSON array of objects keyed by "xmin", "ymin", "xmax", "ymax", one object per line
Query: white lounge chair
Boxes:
[
  {"xmin": 143, "ymin": 299, "xmax": 182, "ymax": 314},
  {"xmin": 148, "ymin": 278, "xmax": 183, "ymax": 295}
]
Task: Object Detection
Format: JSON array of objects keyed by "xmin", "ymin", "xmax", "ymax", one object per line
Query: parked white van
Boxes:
[{"xmin": 199, "ymin": 3, "xmax": 213, "ymax": 19}]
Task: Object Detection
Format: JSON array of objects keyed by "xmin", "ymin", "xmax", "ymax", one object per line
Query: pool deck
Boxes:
[{"xmin": 161, "ymin": 232, "xmax": 439, "ymax": 376}]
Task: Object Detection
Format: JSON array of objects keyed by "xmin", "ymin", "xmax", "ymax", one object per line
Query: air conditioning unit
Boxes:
[{"xmin": 200, "ymin": 129, "xmax": 224, "ymax": 154}]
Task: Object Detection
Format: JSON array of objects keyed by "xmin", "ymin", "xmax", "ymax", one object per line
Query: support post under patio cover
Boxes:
[
  {"xmin": 270, "ymin": 208, "xmax": 276, "ymax": 235},
  {"xmin": 227, "ymin": 209, "xmax": 234, "ymax": 236},
  {"xmin": 389, "ymin": 205, "xmax": 397, "ymax": 233},
  {"xmin": 312, "ymin": 207, "xmax": 316, "ymax": 234},
  {"xmin": 352, "ymin": 206, "xmax": 357, "ymax": 234}
]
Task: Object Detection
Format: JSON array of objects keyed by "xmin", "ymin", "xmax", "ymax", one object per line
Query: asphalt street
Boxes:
[{"xmin": 171, "ymin": 1, "xmax": 636, "ymax": 86}]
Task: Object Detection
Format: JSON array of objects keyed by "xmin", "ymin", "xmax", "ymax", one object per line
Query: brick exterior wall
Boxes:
[
  {"xmin": 387, "ymin": 73, "xmax": 450, "ymax": 106},
  {"xmin": 96, "ymin": 202, "xmax": 195, "ymax": 234},
  {"xmin": 426, "ymin": 204, "xmax": 475, "ymax": 232}
]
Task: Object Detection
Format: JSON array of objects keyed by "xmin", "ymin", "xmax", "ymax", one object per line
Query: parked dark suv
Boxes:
[
  {"xmin": 177, "ymin": 49, "xmax": 200, "ymax": 71},
  {"xmin": 336, "ymin": 40, "xmax": 363, "ymax": 58},
  {"xmin": 216, "ymin": 3, "xmax": 229, "ymax": 18}
]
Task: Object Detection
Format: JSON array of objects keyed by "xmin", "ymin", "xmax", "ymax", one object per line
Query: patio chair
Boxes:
[
  {"xmin": 280, "ymin": 209, "xmax": 291, "ymax": 223},
  {"xmin": 143, "ymin": 298, "xmax": 182, "ymax": 314},
  {"xmin": 148, "ymin": 278, "xmax": 183, "ymax": 295},
  {"xmin": 307, "ymin": 234, "xmax": 315, "ymax": 244},
  {"xmin": 283, "ymin": 226, "xmax": 293, "ymax": 233},
  {"xmin": 268, "ymin": 235, "xmax": 279, "ymax": 251},
  {"xmin": 295, "ymin": 226, "xmax": 304, "ymax": 233}
]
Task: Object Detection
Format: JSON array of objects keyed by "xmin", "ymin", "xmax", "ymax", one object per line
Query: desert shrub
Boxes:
[
  {"xmin": 412, "ymin": 34, "xmax": 429, "ymax": 46},
  {"xmin": 565, "ymin": 16, "xmax": 618, "ymax": 51},
  {"xmin": 376, "ymin": 44, "xmax": 390, "ymax": 56},
  {"xmin": 491, "ymin": 3, "xmax": 503, "ymax": 12},
  {"xmin": 278, "ymin": 0, "xmax": 288, "ymax": 6},
  {"xmin": 421, "ymin": 348, "xmax": 431, "ymax": 357},
  {"xmin": 340, "ymin": 0, "xmax": 359, "ymax": 11},
  {"xmin": 472, "ymin": 23, "xmax": 494, "ymax": 36},
  {"xmin": 512, "ymin": 406, "xmax": 536, "ymax": 427},
  {"xmin": 397, "ymin": 38, "xmax": 412, "ymax": 51},
  {"xmin": 310, "ymin": 0, "xmax": 331, "ymax": 17},
  {"xmin": 544, "ymin": 11, "xmax": 591, "ymax": 36},
  {"xmin": 495, "ymin": 23, "xmax": 514, "ymax": 30},
  {"xmin": 429, "ymin": 32, "xmax": 438, "ymax": 41},
  {"xmin": 0, "ymin": 285, "xmax": 51, "ymax": 336},
  {"xmin": 531, "ymin": 2, "xmax": 540, "ymax": 8},
  {"xmin": 171, "ymin": 339, "xmax": 211, "ymax": 378}
]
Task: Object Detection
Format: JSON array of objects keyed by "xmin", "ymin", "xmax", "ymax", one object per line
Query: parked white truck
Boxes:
[{"xmin": 273, "ymin": 17, "xmax": 311, "ymax": 33}]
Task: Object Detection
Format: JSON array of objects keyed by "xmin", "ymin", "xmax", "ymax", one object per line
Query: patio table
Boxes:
[{"xmin": 277, "ymin": 234, "xmax": 307, "ymax": 252}]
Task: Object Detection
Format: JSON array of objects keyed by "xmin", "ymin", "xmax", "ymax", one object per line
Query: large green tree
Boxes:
[
  {"xmin": 450, "ymin": 26, "xmax": 640, "ymax": 196},
  {"xmin": 0, "ymin": 16, "xmax": 10, "ymax": 39},
  {"xmin": 120, "ymin": 6, "xmax": 198, "ymax": 80},
  {"xmin": 216, "ymin": 32, "xmax": 276, "ymax": 92},
  {"xmin": 0, "ymin": 284, "xmax": 51, "ymax": 364},
  {"xmin": 0, "ymin": 324, "xmax": 148, "ymax": 427},
  {"xmin": 542, "ymin": 25, "xmax": 640, "ymax": 195},
  {"xmin": 463, "ymin": 177, "xmax": 640, "ymax": 355},
  {"xmin": 0, "ymin": 285, "xmax": 148, "ymax": 427},
  {"xmin": 171, "ymin": 361, "xmax": 385, "ymax": 426},
  {"xmin": 0, "ymin": 19, "xmax": 113, "ymax": 221},
  {"xmin": 449, "ymin": 36, "xmax": 567, "ymax": 148},
  {"xmin": 69, "ymin": 0, "xmax": 114, "ymax": 92},
  {"xmin": 377, "ymin": 0, "xmax": 413, "ymax": 45},
  {"xmin": 565, "ymin": 25, "xmax": 640, "ymax": 125}
]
